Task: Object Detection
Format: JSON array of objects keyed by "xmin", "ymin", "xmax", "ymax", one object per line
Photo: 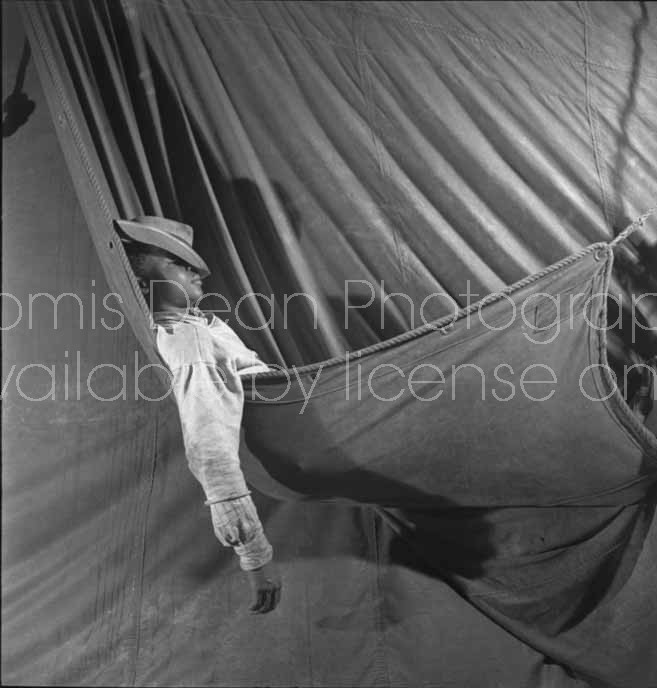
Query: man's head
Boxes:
[
  {"xmin": 124, "ymin": 241, "xmax": 205, "ymax": 313},
  {"xmin": 116, "ymin": 216, "xmax": 210, "ymax": 314}
]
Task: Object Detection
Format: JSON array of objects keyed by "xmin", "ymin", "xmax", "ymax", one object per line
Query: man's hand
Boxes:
[{"xmin": 246, "ymin": 562, "xmax": 281, "ymax": 614}]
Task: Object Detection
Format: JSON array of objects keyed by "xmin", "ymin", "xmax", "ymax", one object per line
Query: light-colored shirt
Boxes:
[{"xmin": 154, "ymin": 308, "xmax": 272, "ymax": 571}]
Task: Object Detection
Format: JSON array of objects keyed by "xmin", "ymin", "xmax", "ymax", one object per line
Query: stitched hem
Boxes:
[{"xmin": 588, "ymin": 247, "xmax": 657, "ymax": 456}]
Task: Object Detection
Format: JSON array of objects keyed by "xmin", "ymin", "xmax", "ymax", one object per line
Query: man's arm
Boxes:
[{"xmin": 165, "ymin": 354, "xmax": 281, "ymax": 612}]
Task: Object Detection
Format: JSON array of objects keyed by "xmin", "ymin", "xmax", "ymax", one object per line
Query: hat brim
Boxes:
[{"xmin": 115, "ymin": 219, "xmax": 211, "ymax": 278}]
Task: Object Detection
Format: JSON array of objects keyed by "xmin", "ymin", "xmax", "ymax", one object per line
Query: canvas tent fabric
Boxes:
[
  {"xmin": 243, "ymin": 241, "xmax": 657, "ymax": 680},
  {"xmin": 19, "ymin": 0, "xmax": 657, "ymax": 366},
  {"xmin": 4, "ymin": 1, "xmax": 657, "ymax": 686}
]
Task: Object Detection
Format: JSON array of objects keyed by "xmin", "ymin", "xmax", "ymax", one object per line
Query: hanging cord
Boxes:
[
  {"xmin": 608, "ymin": 204, "xmax": 657, "ymax": 247},
  {"xmin": 608, "ymin": 205, "xmax": 657, "ymax": 422},
  {"xmin": 628, "ymin": 354, "xmax": 657, "ymax": 422}
]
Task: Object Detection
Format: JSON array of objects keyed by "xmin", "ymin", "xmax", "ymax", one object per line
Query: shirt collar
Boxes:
[{"xmin": 153, "ymin": 307, "xmax": 215, "ymax": 328}]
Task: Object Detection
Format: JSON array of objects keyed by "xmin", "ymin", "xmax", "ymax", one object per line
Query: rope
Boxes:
[
  {"xmin": 250, "ymin": 204, "xmax": 656, "ymax": 383},
  {"xmin": 249, "ymin": 241, "xmax": 611, "ymax": 380},
  {"xmin": 609, "ymin": 204, "xmax": 657, "ymax": 247}
]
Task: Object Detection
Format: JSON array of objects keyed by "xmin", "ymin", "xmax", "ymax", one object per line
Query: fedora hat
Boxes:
[{"xmin": 115, "ymin": 216, "xmax": 210, "ymax": 278}]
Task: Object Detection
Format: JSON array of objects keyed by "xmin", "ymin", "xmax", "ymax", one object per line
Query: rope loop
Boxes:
[{"xmin": 609, "ymin": 204, "xmax": 657, "ymax": 247}]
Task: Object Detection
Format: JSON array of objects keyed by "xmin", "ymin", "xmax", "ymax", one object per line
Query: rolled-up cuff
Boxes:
[
  {"xmin": 234, "ymin": 529, "xmax": 273, "ymax": 571},
  {"xmin": 204, "ymin": 492, "xmax": 250, "ymax": 506},
  {"xmin": 201, "ymin": 473, "xmax": 250, "ymax": 503}
]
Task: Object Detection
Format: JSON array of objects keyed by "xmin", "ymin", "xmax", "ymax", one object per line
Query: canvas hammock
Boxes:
[
  {"xmin": 240, "ymin": 229, "xmax": 657, "ymax": 509},
  {"xmin": 237, "ymin": 219, "xmax": 657, "ymax": 675},
  {"xmin": 19, "ymin": 1, "xmax": 657, "ymax": 685}
]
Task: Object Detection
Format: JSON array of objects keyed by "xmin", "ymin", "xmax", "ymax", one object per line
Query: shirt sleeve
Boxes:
[
  {"xmin": 168, "ymin": 359, "xmax": 250, "ymax": 502},
  {"xmin": 208, "ymin": 496, "xmax": 273, "ymax": 571},
  {"xmin": 157, "ymin": 325, "xmax": 273, "ymax": 566}
]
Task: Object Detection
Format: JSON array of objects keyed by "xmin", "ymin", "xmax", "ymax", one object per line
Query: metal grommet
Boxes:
[{"xmin": 593, "ymin": 246, "xmax": 607, "ymax": 261}]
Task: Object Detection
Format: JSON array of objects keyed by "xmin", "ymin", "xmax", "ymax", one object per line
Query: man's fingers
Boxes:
[
  {"xmin": 272, "ymin": 583, "xmax": 282, "ymax": 609},
  {"xmin": 263, "ymin": 583, "xmax": 282, "ymax": 614},
  {"xmin": 249, "ymin": 582, "xmax": 282, "ymax": 614},
  {"xmin": 260, "ymin": 589, "xmax": 274, "ymax": 614},
  {"xmin": 261, "ymin": 587, "xmax": 276, "ymax": 614},
  {"xmin": 249, "ymin": 590, "xmax": 266, "ymax": 613}
]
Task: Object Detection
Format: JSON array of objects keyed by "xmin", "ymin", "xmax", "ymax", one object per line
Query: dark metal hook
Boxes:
[{"xmin": 2, "ymin": 38, "xmax": 36, "ymax": 138}]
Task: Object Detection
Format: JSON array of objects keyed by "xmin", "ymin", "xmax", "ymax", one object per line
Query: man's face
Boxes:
[{"xmin": 139, "ymin": 249, "xmax": 204, "ymax": 312}]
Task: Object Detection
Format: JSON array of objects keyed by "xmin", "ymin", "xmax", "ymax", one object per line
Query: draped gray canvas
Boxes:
[{"xmin": 4, "ymin": 1, "xmax": 657, "ymax": 686}]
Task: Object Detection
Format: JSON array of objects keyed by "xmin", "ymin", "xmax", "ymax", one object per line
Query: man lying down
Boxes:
[
  {"xmin": 117, "ymin": 215, "xmax": 281, "ymax": 615},
  {"xmin": 116, "ymin": 214, "xmax": 657, "ymax": 617}
]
